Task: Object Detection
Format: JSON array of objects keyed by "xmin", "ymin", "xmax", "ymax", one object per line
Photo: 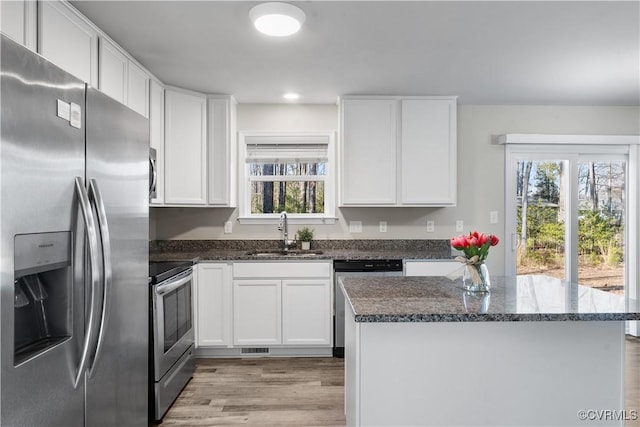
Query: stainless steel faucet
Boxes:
[{"xmin": 278, "ymin": 211, "xmax": 290, "ymax": 252}]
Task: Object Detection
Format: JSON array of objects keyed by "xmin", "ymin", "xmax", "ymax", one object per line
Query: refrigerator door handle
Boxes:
[
  {"xmin": 149, "ymin": 154, "xmax": 157, "ymax": 197},
  {"xmin": 73, "ymin": 177, "xmax": 102, "ymax": 389},
  {"xmin": 87, "ymin": 179, "xmax": 112, "ymax": 378}
]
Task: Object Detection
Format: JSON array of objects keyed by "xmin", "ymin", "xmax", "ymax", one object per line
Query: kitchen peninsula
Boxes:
[{"xmin": 341, "ymin": 275, "xmax": 640, "ymax": 427}]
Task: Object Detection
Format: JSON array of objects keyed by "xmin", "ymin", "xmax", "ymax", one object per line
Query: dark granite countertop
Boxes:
[
  {"xmin": 149, "ymin": 239, "xmax": 454, "ymax": 262},
  {"xmin": 340, "ymin": 274, "xmax": 640, "ymax": 322}
]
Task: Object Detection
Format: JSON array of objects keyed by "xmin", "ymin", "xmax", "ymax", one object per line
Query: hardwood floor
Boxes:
[
  {"xmin": 160, "ymin": 337, "xmax": 640, "ymax": 426},
  {"xmin": 159, "ymin": 357, "xmax": 346, "ymax": 426}
]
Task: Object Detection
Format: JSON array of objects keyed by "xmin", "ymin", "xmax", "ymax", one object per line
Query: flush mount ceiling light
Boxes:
[
  {"xmin": 249, "ymin": 2, "xmax": 306, "ymax": 37},
  {"xmin": 283, "ymin": 92, "xmax": 300, "ymax": 100}
]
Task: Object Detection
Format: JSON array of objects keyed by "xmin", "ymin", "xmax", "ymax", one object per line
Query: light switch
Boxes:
[
  {"xmin": 490, "ymin": 211, "xmax": 498, "ymax": 224},
  {"xmin": 456, "ymin": 220, "xmax": 464, "ymax": 232},
  {"xmin": 426, "ymin": 221, "xmax": 435, "ymax": 232},
  {"xmin": 224, "ymin": 221, "xmax": 233, "ymax": 234},
  {"xmin": 379, "ymin": 221, "xmax": 387, "ymax": 233},
  {"xmin": 349, "ymin": 221, "xmax": 363, "ymax": 233}
]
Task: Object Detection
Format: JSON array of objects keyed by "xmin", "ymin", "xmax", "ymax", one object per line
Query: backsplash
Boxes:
[{"xmin": 150, "ymin": 239, "xmax": 451, "ymax": 255}]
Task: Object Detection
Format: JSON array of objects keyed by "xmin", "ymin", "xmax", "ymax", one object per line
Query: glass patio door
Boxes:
[{"xmin": 506, "ymin": 147, "xmax": 628, "ymax": 297}]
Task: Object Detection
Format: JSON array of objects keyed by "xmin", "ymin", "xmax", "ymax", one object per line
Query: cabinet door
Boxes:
[
  {"xmin": 164, "ymin": 89, "xmax": 207, "ymax": 205},
  {"xmin": 401, "ymin": 99, "xmax": 457, "ymax": 205},
  {"xmin": 341, "ymin": 99, "xmax": 397, "ymax": 205},
  {"xmin": 149, "ymin": 80, "xmax": 165, "ymax": 205},
  {"xmin": 1, "ymin": 0, "xmax": 36, "ymax": 50},
  {"xmin": 39, "ymin": 0, "xmax": 98, "ymax": 86},
  {"xmin": 282, "ymin": 279, "xmax": 331, "ymax": 346},
  {"xmin": 233, "ymin": 280, "xmax": 281, "ymax": 346},
  {"xmin": 98, "ymin": 38, "xmax": 127, "ymax": 104},
  {"xmin": 196, "ymin": 263, "xmax": 232, "ymax": 347},
  {"xmin": 127, "ymin": 61, "xmax": 149, "ymax": 117},
  {"xmin": 207, "ymin": 97, "xmax": 237, "ymax": 206},
  {"xmin": 404, "ymin": 260, "xmax": 460, "ymax": 277}
]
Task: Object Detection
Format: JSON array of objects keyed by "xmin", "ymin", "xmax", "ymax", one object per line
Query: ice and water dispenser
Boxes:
[{"xmin": 14, "ymin": 232, "xmax": 72, "ymax": 366}]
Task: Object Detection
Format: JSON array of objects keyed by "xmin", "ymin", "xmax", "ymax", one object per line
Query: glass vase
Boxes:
[
  {"xmin": 462, "ymin": 290, "xmax": 491, "ymax": 313},
  {"xmin": 462, "ymin": 262, "xmax": 490, "ymax": 292}
]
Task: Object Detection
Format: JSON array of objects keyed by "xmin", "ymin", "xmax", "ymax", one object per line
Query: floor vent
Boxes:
[{"xmin": 241, "ymin": 347, "xmax": 269, "ymax": 354}]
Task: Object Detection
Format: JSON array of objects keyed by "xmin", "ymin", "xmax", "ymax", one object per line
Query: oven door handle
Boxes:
[{"xmin": 155, "ymin": 273, "xmax": 192, "ymax": 296}]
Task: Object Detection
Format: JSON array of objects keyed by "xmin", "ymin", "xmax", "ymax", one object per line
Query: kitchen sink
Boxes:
[{"xmin": 245, "ymin": 249, "xmax": 324, "ymax": 257}]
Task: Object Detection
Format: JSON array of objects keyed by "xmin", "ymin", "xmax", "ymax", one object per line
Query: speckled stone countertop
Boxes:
[
  {"xmin": 149, "ymin": 239, "xmax": 453, "ymax": 262},
  {"xmin": 340, "ymin": 274, "xmax": 640, "ymax": 322}
]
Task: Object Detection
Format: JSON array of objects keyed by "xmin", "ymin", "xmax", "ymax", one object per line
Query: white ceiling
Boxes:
[{"xmin": 70, "ymin": 1, "xmax": 640, "ymax": 105}]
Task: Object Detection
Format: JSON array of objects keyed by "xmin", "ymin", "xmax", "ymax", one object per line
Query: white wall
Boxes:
[{"xmin": 151, "ymin": 104, "xmax": 640, "ymax": 274}]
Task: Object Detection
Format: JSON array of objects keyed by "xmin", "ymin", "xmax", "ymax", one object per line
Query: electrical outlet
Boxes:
[
  {"xmin": 490, "ymin": 211, "xmax": 498, "ymax": 224},
  {"xmin": 456, "ymin": 220, "xmax": 464, "ymax": 232},
  {"xmin": 426, "ymin": 220, "xmax": 435, "ymax": 232},
  {"xmin": 224, "ymin": 221, "xmax": 233, "ymax": 234},
  {"xmin": 379, "ymin": 221, "xmax": 387, "ymax": 233},
  {"xmin": 349, "ymin": 221, "xmax": 363, "ymax": 233}
]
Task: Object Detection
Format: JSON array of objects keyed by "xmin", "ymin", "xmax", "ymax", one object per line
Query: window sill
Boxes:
[{"xmin": 238, "ymin": 216, "xmax": 337, "ymax": 225}]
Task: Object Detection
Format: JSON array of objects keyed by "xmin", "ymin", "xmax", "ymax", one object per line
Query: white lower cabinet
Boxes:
[
  {"xmin": 404, "ymin": 260, "xmax": 460, "ymax": 276},
  {"xmin": 233, "ymin": 279, "xmax": 282, "ymax": 346},
  {"xmin": 195, "ymin": 263, "xmax": 232, "ymax": 347},
  {"xmin": 232, "ymin": 261, "xmax": 332, "ymax": 348},
  {"xmin": 282, "ymin": 279, "xmax": 331, "ymax": 346}
]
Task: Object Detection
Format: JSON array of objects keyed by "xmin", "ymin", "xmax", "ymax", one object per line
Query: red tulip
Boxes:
[
  {"xmin": 451, "ymin": 231, "xmax": 500, "ymax": 262},
  {"xmin": 477, "ymin": 233, "xmax": 490, "ymax": 246}
]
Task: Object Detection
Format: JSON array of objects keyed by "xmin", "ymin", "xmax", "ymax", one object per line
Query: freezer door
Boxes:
[
  {"xmin": 84, "ymin": 87, "xmax": 149, "ymax": 426},
  {"xmin": 0, "ymin": 35, "xmax": 86, "ymax": 426}
]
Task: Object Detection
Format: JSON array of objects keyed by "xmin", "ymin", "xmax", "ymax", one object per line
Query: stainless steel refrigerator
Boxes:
[{"xmin": 1, "ymin": 34, "xmax": 149, "ymax": 426}]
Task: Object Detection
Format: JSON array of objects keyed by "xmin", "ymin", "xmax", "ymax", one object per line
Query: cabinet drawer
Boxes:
[{"xmin": 233, "ymin": 261, "xmax": 331, "ymax": 278}]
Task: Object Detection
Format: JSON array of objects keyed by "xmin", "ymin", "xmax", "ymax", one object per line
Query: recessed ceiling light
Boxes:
[
  {"xmin": 283, "ymin": 92, "xmax": 300, "ymax": 100},
  {"xmin": 249, "ymin": 2, "xmax": 306, "ymax": 37}
]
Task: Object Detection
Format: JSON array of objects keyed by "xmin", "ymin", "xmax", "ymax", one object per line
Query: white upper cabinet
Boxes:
[
  {"xmin": 38, "ymin": 0, "xmax": 98, "ymax": 86},
  {"xmin": 0, "ymin": 0, "xmax": 37, "ymax": 50},
  {"xmin": 127, "ymin": 60, "xmax": 149, "ymax": 117},
  {"xmin": 207, "ymin": 96, "xmax": 237, "ymax": 207},
  {"xmin": 341, "ymin": 99, "xmax": 397, "ymax": 205},
  {"xmin": 400, "ymin": 98, "xmax": 457, "ymax": 205},
  {"xmin": 153, "ymin": 94, "xmax": 237, "ymax": 208},
  {"xmin": 98, "ymin": 38, "xmax": 127, "ymax": 104},
  {"xmin": 149, "ymin": 80, "xmax": 165, "ymax": 205},
  {"xmin": 340, "ymin": 96, "xmax": 457, "ymax": 207},
  {"xmin": 99, "ymin": 37, "xmax": 150, "ymax": 117},
  {"xmin": 164, "ymin": 88, "xmax": 207, "ymax": 205}
]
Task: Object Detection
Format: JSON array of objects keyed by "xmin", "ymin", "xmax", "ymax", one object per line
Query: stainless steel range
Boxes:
[{"xmin": 149, "ymin": 261, "xmax": 195, "ymax": 421}]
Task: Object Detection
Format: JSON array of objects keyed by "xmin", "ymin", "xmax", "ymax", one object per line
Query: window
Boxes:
[
  {"xmin": 238, "ymin": 132, "xmax": 335, "ymax": 223},
  {"xmin": 502, "ymin": 134, "xmax": 640, "ymax": 333}
]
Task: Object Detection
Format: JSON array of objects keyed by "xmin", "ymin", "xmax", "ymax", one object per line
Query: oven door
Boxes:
[{"xmin": 152, "ymin": 268, "xmax": 194, "ymax": 381}]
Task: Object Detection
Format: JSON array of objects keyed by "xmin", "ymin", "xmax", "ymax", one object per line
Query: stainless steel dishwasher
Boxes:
[{"xmin": 333, "ymin": 259, "xmax": 403, "ymax": 357}]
